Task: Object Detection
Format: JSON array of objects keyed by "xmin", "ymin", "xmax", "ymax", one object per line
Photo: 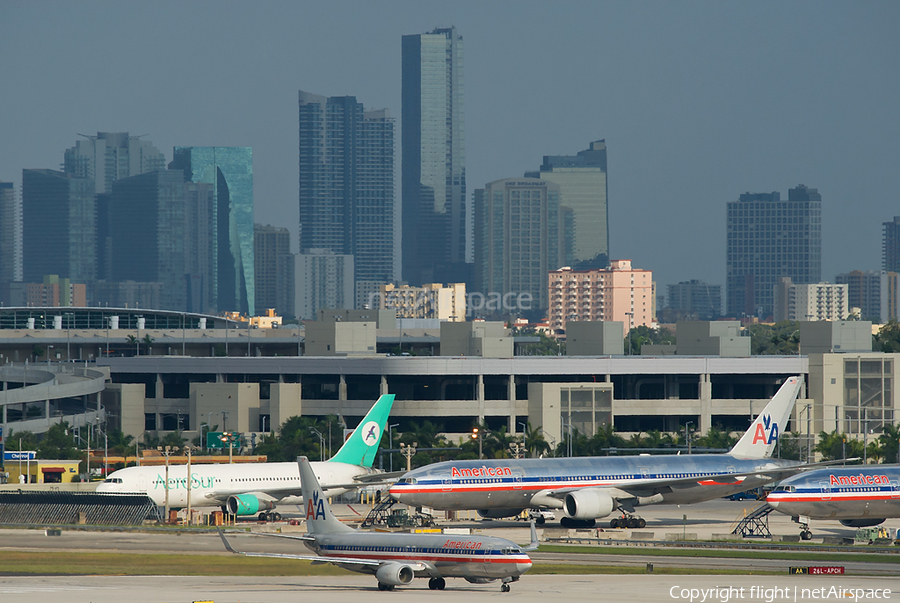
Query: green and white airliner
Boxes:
[{"xmin": 96, "ymin": 394, "xmax": 395, "ymax": 520}]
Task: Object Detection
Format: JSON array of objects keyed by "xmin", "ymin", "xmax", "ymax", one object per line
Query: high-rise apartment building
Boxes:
[
  {"xmin": 377, "ymin": 282, "xmax": 466, "ymax": 321},
  {"xmin": 836, "ymin": 270, "xmax": 898, "ymax": 323},
  {"xmin": 0, "ymin": 181, "xmax": 22, "ymax": 288},
  {"xmin": 294, "ymin": 249, "xmax": 355, "ymax": 320},
  {"xmin": 548, "ymin": 260, "xmax": 653, "ymax": 335},
  {"xmin": 298, "ymin": 92, "xmax": 394, "ymax": 309},
  {"xmin": 726, "ymin": 184, "xmax": 822, "ymax": 318},
  {"xmin": 773, "ymin": 278, "xmax": 848, "ymax": 322},
  {"xmin": 64, "ymin": 132, "xmax": 165, "ymax": 195},
  {"xmin": 170, "ymin": 147, "xmax": 255, "ymax": 316},
  {"xmin": 22, "ymin": 169, "xmax": 96, "ymax": 284},
  {"xmin": 525, "ymin": 140, "xmax": 609, "ymax": 268},
  {"xmin": 254, "ymin": 224, "xmax": 291, "ymax": 313},
  {"xmin": 474, "ymin": 178, "xmax": 572, "ymax": 314},
  {"xmin": 666, "ymin": 280, "xmax": 722, "ymax": 320},
  {"xmin": 884, "ymin": 216, "xmax": 900, "ymax": 273},
  {"xmin": 402, "ymin": 27, "xmax": 467, "ymax": 286}
]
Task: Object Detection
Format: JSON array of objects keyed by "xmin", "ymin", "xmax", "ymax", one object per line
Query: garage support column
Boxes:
[
  {"xmin": 380, "ymin": 375, "xmax": 389, "ymax": 396},
  {"xmin": 508, "ymin": 374, "xmax": 516, "ymax": 432},
  {"xmin": 699, "ymin": 373, "xmax": 712, "ymax": 433},
  {"xmin": 156, "ymin": 374, "xmax": 163, "ymax": 400},
  {"xmin": 339, "ymin": 374, "xmax": 347, "ymax": 401},
  {"xmin": 477, "ymin": 374, "xmax": 485, "ymax": 423}
]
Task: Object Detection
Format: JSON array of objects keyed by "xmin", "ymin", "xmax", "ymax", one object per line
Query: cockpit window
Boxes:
[
  {"xmin": 102, "ymin": 478, "xmax": 123, "ymax": 484},
  {"xmin": 397, "ymin": 478, "xmax": 417, "ymax": 485}
]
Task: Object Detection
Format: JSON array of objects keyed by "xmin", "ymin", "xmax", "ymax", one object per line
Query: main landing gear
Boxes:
[
  {"xmin": 378, "ymin": 582, "xmax": 395, "ymax": 591},
  {"xmin": 609, "ymin": 514, "xmax": 646, "ymax": 529},
  {"xmin": 428, "ymin": 577, "xmax": 446, "ymax": 590}
]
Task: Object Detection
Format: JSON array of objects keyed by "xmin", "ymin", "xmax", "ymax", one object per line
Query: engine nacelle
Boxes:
[
  {"xmin": 375, "ymin": 563, "xmax": 415, "ymax": 586},
  {"xmin": 563, "ymin": 489, "xmax": 615, "ymax": 520},
  {"xmin": 227, "ymin": 494, "xmax": 276, "ymax": 515},
  {"xmin": 477, "ymin": 508, "xmax": 525, "ymax": 519},
  {"xmin": 840, "ymin": 518, "xmax": 886, "ymax": 528}
]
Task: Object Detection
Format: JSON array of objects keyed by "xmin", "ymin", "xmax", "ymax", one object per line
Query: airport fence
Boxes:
[{"xmin": 0, "ymin": 491, "xmax": 160, "ymax": 526}]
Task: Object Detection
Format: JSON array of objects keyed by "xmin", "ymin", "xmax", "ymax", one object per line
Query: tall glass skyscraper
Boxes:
[
  {"xmin": 0, "ymin": 181, "xmax": 21, "ymax": 285},
  {"xmin": 22, "ymin": 169, "xmax": 96, "ymax": 284},
  {"xmin": 298, "ymin": 91, "xmax": 394, "ymax": 309},
  {"xmin": 526, "ymin": 140, "xmax": 609, "ymax": 269},
  {"xmin": 726, "ymin": 184, "xmax": 822, "ymax": 319},
  {"xmin": 170, "ymin": 147, "xmax": 255, "ymax": 316},
  {"xmin": 402, "ymin": 27, "xmax": 467, "ymax": 286}
]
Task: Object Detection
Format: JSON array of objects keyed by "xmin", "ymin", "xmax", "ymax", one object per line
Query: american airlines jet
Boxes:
[
  {"xmin": 96, "ymin": 394, "xmax": 395, "ymax": 520},
  {"xmin": 219, "ymin": 457, "xmax": 535, "ymax": 592},
  {"xmin": 391, "ymin": 377, "xmax": 826, "ymax": 527},
  {"xmin": 768, "ymin": 465, "xmax": 900, "ymax": 539}
]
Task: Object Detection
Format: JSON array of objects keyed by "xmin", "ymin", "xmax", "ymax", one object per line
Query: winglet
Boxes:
[
  {"xmin": 523, "ymin": 520, "xmax": 539, "ymax": 552},
  {"xmin": 729, "ymin": 376, "xmax": 802, "ymax": 459},
  {"xmin": 298, "ymin": 456, "xmax": 354, "ymax": 534},
  {"xmin": 329, "ymin": 394, "xmax": 395, "ymax": 467}
]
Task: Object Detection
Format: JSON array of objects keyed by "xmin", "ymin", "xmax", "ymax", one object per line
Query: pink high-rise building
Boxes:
[{"xmin": 548, "ymin": 260, "xmax": 653, "ymax": 335}]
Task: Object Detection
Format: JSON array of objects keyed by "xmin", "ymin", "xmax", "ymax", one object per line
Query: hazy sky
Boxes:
[{"xmin": 2, "ymin": 1, "xmax": 898, "ymax": 294}]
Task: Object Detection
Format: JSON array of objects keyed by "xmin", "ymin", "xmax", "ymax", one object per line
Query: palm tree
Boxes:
[
  {"xmin": 522, "ymin": 422, "xmax": 550, "ymax": 458},
  {"xmin": 877, "ymin": 424, "xmax": 900, "ymax": 463}
]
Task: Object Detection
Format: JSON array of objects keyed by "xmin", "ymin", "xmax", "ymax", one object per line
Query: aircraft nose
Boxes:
[{"xmin": 518, "ymin": 558, "xmax": 533, "ymax": 574}]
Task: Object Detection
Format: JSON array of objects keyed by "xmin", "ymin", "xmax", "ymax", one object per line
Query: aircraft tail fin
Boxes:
[
  {"xmin": 729, "ymin": 376, "xmax": 803, "ymax": 459},
  {"xmin": 298, "ymin": 456, "xmax": 354, "ymax": 534},
  {"xmin": 328, "ymin": 394, "xmax": 395, "ymax": 467}
]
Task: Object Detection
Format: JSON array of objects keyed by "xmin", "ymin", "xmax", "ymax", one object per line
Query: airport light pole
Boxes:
[
  {"xmin": 185, "ymin": 446, "xmax": 194, "ymax": 525},
  {"xmin": 309, "ymin": 427, "xmax": 325, "ymax": 462},
  {"xmin": 624, "ymin": 312, "xmax": 633, "ymax": 355},
  {"xmin": 157, "ymin": 445, "xmax": 177, "ymax": 520},
  {"xmin": 65, "ymin": 312, "xmax": 73, "ymax": 360},
  {"xmin": 219, "ymin": 432, "xmax": 238, "ymax": 464},
  {"xmin": 685, "ymin": 421, "xmax": 693, "ymax": 454},
  {"xmin": 399, "ymin": 442, "xmax": 417, "ymax": 471},
  {"xmin": 388, "ymin": 423, "xmax": 399, "ymax": 472}
]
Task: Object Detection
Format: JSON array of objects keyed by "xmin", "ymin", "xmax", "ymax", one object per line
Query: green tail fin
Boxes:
[{"xmin": 328, "ymin": 393, "xmax": 395, "ymax": 467}]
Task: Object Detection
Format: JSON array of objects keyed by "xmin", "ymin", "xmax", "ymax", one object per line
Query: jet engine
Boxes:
[
  {"xmin": 477, "ymin": 508, "xmax": 525, "ymax": 520},
  {"xmin": 375, "ymin": 563, "xmax": 415, "ymax": 586},
  {"xmin": 226, "ymin": 494, "xmax": 276, "ymax": 516},
  {"xmin": 563, "ymin": 489, "xmax": 615, "ymax": 520},
  {"xmin": 839, "ymin": 518, "xmax": 886, "ymax": 528}
]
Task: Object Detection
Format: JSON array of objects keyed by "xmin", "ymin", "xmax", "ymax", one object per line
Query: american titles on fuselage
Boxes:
[
  {"xmin": 828, "ymin": 474, "xmax": 891, "ymax": 486},
  {"xmin": 451, "ymin": 465, "xmax": 513, "ymax": 479}
]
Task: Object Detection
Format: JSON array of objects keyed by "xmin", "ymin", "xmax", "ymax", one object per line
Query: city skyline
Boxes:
[{"xmin": 2, "ymin": 2, "xmax": 898, "ymax": 293}]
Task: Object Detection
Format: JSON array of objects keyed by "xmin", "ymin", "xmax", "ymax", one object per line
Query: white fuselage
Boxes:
[{"xmin": 96, "ymin": 461, "xmax": 374, "ymax": 508}]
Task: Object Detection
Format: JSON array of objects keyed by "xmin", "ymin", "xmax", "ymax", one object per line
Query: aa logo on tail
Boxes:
[
  {"xmin": 752, "ymin": 414, "xmax": 779, "ymax": 445},
  {"xmin": 306, "ymin": 491, "xmax": 326, "ymax": 520}
]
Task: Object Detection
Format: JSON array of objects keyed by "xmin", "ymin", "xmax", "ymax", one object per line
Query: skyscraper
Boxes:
[
  {"xmin": 21, "ymin": 169, "xmax": 96, "ymax": 284},
  {"xmin": 526, "ymin": 140, "xmax": 609, "ymax": 268},
  {"xmin": 836, "ymin": 270, "xmax": 898, "ymax": 323},
  {"xmin": 725, "ymin": 184, "xmax": 822, "ymax": 318},
  {"xmin": 109, "ymin": 170, "xmax": 189, "ymax": 311},
  {"xmin": 402, "ymin": 27, "xmax": 467, "ymax": 285},
  {"xmin": 64, "ymin": 132, "xmax": 165, "ymax": 195},
  {"xmin": 298, "ymin": 92, "xmax": 394, "ymax": 309},
  {"xmin": 0, "ymin": 181, "xmax": 22, "ymax": 287},
  {"xmin": 255, "ymin": 224, "xmax": 291, "ymax": 313},
  {"xmin": 883, "ymin": 216, "xmax": 900, "ymax": 273},
  {"xmin": 170, "ymin": 147, "xmax": 255, "ymax": 316},
  {"xmin": 474, "ymin": 178, "xmax": 572, "ymax": 314}
]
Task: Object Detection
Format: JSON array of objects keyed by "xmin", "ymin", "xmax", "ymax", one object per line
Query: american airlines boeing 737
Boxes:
[
  {"xmin": 97, "ymin": 394, "xmax": 396, "ymax": 520},
  {"xmin": 219, "ymin": 456, "xmax": 535, "ymax": 592},
  {"xmin": 391, "ymin": 377, "xmax": 829, "ymax": 527}
]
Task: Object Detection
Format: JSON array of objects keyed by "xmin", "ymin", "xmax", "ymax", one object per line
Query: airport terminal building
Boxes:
[{"xmin": 0, "ymin": 307, "xmax": 894, "ymax": 459}]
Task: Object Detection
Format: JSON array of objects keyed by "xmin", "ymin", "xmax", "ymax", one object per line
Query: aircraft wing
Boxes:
[
  {"xmin": 532, "ymin": 460, "xmax": 852, "ymax": 503},
  {"xmin": 217, "ymin": 529, "xmax": 426, "ymax": 570},
  {"xmin": 353, "ymin": 471, "xmax": 407, "ymax": 483}
]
